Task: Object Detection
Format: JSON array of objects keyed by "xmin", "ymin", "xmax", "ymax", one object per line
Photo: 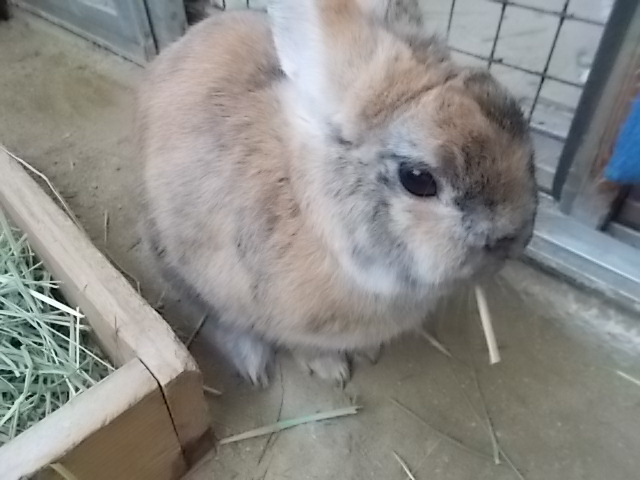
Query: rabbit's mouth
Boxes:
[{"xmin": 462, "ymin": 238, "xmax": 528, "ymax": 282}]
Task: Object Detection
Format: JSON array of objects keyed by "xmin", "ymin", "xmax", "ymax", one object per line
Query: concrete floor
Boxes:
[{"xmin": 2, "ymin": 12, "xmax": 640, "ymax": 480}]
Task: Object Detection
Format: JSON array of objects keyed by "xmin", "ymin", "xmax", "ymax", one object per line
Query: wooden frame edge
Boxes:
[
  {"xmin": 0, "ymin": 147, "xmax": 211, "ymax": 464},
  {"xmin": 0, "ymin": 359, "xmax": 187, "ymax": 479}
]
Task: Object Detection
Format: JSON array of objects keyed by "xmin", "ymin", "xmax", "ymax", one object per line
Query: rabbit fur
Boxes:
[{"xmin": 137, "ymin": 0, "xmax": 537, "ymax": 385}]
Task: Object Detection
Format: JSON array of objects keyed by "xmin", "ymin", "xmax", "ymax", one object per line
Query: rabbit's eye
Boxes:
[{"xmin": 398, "ymin": 163, "xmax": 437, "ymax": 197}]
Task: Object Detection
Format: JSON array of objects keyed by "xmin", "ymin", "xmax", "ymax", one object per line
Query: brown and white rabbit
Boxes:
[{"xmin": 137, "ymin": 0, "xmax": 537, "ymax": 386}]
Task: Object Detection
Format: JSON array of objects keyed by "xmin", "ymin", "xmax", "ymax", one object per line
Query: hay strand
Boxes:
[
  {"xmin": 0, "ymin": 147, "xmax": 80, "ymax": 228},
  {"xmin": 49, "ymin": 463, "xmax": 79, "ymax": 480},
  {"xmin": 393, "ymin": 451, "xmax": 417, "ymax": 480},
  {"xmin": 202, "ymin": 385, "xmax": 222, "ymax": 396},
  {"xmin": 219, "ymin": 406, "xmax": 360, "ymax": 445},
  {"xmin": 103, "ymin": 210, "xmax": 109, "ymax": 245},
  {"xmin": 474, "ymin": 286, "xmax": 501, "ymax": 365},
  {"xmin": 617, "ymin": 370, "xmax": 640, "ymax": 388},
  {"xmin": 28, "ymin": 289, "xmax": 85, "ymax": 318},
  {"xmin": 185, "ymin": 314, "xmax": 207, "ymax": 348},
  {"xmin": 420, "ymin": 330, "xmax": 453, "ymax": 358}
]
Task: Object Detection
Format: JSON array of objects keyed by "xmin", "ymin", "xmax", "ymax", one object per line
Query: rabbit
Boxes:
[{"xmin": 137, "ymin": 0, "xmax": 537, "ymax": 387}]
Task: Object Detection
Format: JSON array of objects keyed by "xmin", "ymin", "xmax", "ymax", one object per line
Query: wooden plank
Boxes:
[
  {"xmin": 0, "ymin": 148, "xmax": 211, "ymax": 462},
  {"xmin": 1, "ymin": 360, "xmax": 186, "ymax": 480},
  {"xmin": 162, "ymin": 370, "xmax": 215, "ymax": 465}
]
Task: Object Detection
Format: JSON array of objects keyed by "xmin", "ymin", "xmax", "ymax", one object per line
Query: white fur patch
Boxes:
[{"xmin": 340, "ymin": 252, "xmax": 404, "ymax": 295}]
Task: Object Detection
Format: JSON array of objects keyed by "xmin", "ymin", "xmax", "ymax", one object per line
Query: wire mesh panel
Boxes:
[
  {"xmin": 442, "ymin": 1, "xmax": 610, "ymax": 138},
  {"xmin": 212, "ymin": 0, "xmax": 613, "ymax": 191},
  {"xmin": 210, "ymin": 0, "xmax": 266, "ymax": 10},
  {"xmin": 425, "ymin": 0, "xmax": 613, "ymax": 191}
]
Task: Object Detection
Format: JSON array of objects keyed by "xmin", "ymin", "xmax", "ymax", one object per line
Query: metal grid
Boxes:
[
  {"xmin": 445, "ymin": 0, "xmax": 608, "ymax": 141},
  {"xmin": 216, "ymin": 1, "xmax": 264, "ymax": 9}
]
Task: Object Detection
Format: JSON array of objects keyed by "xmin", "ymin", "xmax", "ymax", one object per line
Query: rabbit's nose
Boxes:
[{"xmin": 483, "ymin": 235, "xmax": 517, "ymax": 257}]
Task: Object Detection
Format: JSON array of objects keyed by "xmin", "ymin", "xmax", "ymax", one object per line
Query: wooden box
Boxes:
[{"xmin": 0, "ymin": 148, "xmax": 212, "ymax": 480}]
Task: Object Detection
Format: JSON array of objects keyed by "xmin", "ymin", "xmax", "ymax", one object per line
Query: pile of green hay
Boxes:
[{"xmin": 0, "ymin": 209, "xmax": 113, "ymax": 445}]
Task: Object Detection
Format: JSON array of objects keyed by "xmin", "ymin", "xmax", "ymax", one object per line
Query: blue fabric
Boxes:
[{"xmin": 605, "ymin": 95, "xmax": 640, "ymax": 184}]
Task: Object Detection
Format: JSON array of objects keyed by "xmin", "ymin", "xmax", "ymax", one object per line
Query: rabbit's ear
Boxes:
[
  {"xmin": 356, "ymin": 0, "xmax": 423, "ymax": 28},
  {"xmin": 267, "ymin": 1, "xmax": 363, "ymax": 115},
  {"xmin": 267, "ymin": 0, "xmax": 321, "ymax": 91},
  {"xmin": 267, "ymin": 0, "xmax": 423, "ymax": 122}
]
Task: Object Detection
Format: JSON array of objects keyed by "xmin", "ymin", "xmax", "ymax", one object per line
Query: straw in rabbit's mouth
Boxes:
[{"xmin": 475, "ymin": 285, "xmax": 501, "ymax": 364}]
